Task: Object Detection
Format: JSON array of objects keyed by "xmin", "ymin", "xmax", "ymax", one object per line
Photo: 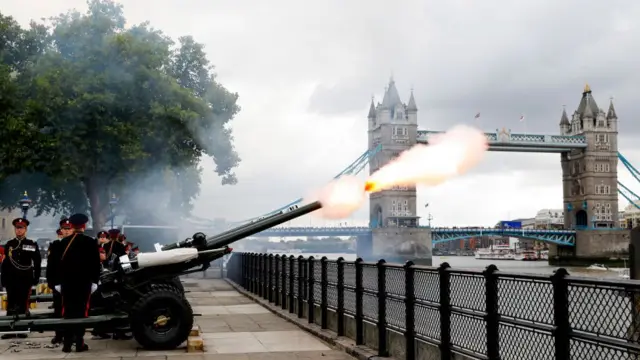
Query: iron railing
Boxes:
[{"xmin": 226, "ymin": 253, "xmax": 640, "ymax": 360}]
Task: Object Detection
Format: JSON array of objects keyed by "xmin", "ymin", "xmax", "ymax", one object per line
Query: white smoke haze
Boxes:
[
  {"xmin": 314, "ymin": 125, "xmax": 489, "ymax": 219},
  {"xmin": 311, "ymin": 176, "xmax": 366, "ymax": 220}
]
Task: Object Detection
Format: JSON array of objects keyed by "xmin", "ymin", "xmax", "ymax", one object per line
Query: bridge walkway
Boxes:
[{"xmin": 0, "ymin": 278, "xmax": 355, "ymax": 360}]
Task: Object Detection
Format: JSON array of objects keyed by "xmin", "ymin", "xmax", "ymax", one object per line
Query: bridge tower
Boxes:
[
  {"xmin": 553, "ymin": 84, "xmax": 629, "ymax": 265},
  {"xmin": 364, "ymin": 78, "xmax": 432, "ymax": 265}
]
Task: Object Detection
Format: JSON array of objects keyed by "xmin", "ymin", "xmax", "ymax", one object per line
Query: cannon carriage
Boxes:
[{"xmin": 0, "ymin": 201, "xmax": 322, "ymax": 350}]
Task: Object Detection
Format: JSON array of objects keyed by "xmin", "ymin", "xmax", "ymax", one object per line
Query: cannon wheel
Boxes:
[
  {"xmin": 129, "ymin": 284, "xmax": 193, "ymax": 350},
  {"xmin": 150, "ymin": 277, "xmax": 184, "ymax": 293}
]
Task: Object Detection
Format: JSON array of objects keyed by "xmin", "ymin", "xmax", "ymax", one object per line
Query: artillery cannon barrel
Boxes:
[
  {"xmin": 162, "ymin": 211, "xmax": 286, "ymax": 251},
  {"xmin": 205, "ymin": 201, "xmax": 322, "ymax": 249}
]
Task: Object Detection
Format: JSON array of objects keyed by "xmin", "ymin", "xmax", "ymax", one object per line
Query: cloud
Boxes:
[{"xmin": 4, "ymin": 0, "xmax": 640, "ymax": 229}]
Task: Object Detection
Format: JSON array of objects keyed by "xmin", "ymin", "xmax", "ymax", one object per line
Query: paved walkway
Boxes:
[{"xmin": 0, "ymin": 279, "xmax": 355, "ymax": 359}]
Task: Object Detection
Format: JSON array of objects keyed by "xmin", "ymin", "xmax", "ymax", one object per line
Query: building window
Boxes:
[
  {"xmin": 595, "ymin": 184, "xmax": 611, "ymax": 195},
  {"xmin": 598, "ymin": 120, "xmax": 605, "ymax": 127},
  {"xmin": 402, "ymin": 200, "xmax": 409, "ymax": 215},
  {"xmin": 595, "ymin": 202, "xmax": 613, "ymax": 221},
  {"xmin": 595, "ymin": 162, "xmax": 610, "ymax": 172},
  {"xmin": 392, "ymin": 126, "xmax": 408, "ymax": 138},
  {"xmin": 596, "ymin": 134, "xmax": 609, "ymax": 143}
]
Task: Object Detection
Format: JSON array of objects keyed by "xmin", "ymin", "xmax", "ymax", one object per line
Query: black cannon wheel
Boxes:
[
  {"xmin": 129, "ymin": 284, "xmax": 193, "ymax": 350},
  {"xmin": 150, "ymin": 277, "xmax": 184, "ymax": 293}
]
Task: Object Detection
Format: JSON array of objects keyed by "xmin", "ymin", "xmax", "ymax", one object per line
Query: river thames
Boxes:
[{"xmin": 278, "ymin": 253, "xmax": 628, "ymax": 279}]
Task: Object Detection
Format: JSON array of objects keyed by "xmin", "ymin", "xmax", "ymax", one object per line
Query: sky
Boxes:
[{"xmin": 4, "ymin": 0, "xmax": 640, "ymax": 228}]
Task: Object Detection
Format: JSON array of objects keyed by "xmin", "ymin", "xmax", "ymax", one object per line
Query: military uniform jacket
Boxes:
[
  {"xmin": 46, "ymin": 240, "xmax": 62, "ymax": 287},
  {"xmin": 0, "ymin": 237, "xmax": 42, "ymax": 286},
  {"xmin": 58, "ymin": 233, "xmax": 101, "ymax": 287},
  {"xmin": 102, "ymin": 240, "xmax": 127, "ymax": 260}
]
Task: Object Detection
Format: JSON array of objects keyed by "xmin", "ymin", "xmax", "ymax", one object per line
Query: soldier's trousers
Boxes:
[
  {"xmin": 61, "ymin": 284, "xmax": 92, "ymax": 347},
  {"xmin": 52, "ymin": 290, "xmax": 63, "ymax": 337},
  {"xmin": 5, "ymin": 282, "xmax": 32, "ymax": 315}
]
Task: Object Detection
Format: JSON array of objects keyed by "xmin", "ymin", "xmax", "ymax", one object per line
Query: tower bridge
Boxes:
[
  {"xmin": 230, "ymin": 80, "xmax": 635, "ymax": 266},
  {"xmin": 251, "ymin": 227, "xmax": 577, "ymax": 246}
]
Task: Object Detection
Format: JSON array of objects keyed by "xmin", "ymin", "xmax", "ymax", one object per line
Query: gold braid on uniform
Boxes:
[{"xmin": 8, "ymin": 238, "xmax": 34, "ymax": 271}]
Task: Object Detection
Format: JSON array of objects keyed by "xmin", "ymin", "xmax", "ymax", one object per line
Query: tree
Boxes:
[{"xmin": 0, "ymin": 0, "xmax": 241, "ymax": 229}]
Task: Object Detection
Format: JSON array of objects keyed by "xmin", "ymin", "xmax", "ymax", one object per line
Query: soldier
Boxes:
[
  {"xmin": 60, "ymin": 218, "xmax": 74, "ymax": 238},
  {"xmin": 47, "ymin": 219, "xmax": 72, "ymax": 344},
  {"xmin": 103, "ymin": 230, "xmax": 126, "ymax": 263},
  {"xmin": 55, "ymin": 213, "xmax": 101, "ymax": 353},
  {"xmin": 96, "ymin": 231, "xmax": 109, "ymax": 245},
  {"xmin": 0, "ymin": 218, "xmax": 41, "ymax": 339}
]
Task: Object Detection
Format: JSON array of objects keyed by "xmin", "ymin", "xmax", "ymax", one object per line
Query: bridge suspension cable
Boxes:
[
  {"xmin": 618, "ymin": 152, "xmax": 640, "ymax": 211},
  {"xmin": 229, "ymin": 144, "xmax": 382, "ymax": 226}
]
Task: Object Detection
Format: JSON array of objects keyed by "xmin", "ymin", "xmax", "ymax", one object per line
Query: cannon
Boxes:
[{"xmin": 0, "ymin": 201, "xmax": 322, "ymax": 350}]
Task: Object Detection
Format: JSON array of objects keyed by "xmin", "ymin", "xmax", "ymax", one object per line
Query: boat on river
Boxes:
[
  {"xmin": 515, "ymin": 250, "xmax": 539, "ymax": 261},
  {"xmin": 474, "ymin": 244, "xmax": 515, "ymax": 260}
]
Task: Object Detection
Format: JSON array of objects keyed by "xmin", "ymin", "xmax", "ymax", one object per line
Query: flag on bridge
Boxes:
[
  {"xmin": 474, "ymin": 112, "xmax": 481, "ymax": 119},
  {"xmin": 519, "ymin": 114, "xmax": 525, "ymax": 122}
]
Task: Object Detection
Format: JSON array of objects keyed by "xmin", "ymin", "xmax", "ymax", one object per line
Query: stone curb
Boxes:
[{"xmin": 226, "ymin": 279, "xmax": 385, "ymax": 360}]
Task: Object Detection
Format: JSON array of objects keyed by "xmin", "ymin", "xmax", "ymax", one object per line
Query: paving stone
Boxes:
[{"xmin": 0, "ymin": 279, "xmax": 354, "ymax": 359}]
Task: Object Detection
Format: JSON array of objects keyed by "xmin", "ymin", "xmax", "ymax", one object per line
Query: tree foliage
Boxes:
[{"xmin": 0, "ymin": 0, "xmax": 241, "ymax": 228}]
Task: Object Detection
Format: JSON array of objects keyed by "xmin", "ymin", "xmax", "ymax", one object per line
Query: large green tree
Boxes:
[{"xmin": 0, "ymin": 0, "xmax": 240, "ymax": 228}]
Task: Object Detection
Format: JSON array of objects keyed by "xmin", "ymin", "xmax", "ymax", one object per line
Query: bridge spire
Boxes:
[
  {"xmin": 607, "ymin": 97, "xmax": 618, "ymax": 119},
  {"xmin": 367, "ymin": 96, "xmax": 376, "ymax": 119},
  {"xmin": 407, "ymin": 89, "xmax": 418, "ymax": 112},
  {"xmin": 584, "ymin": 83, "xmax": 591, "ymax": 93}
]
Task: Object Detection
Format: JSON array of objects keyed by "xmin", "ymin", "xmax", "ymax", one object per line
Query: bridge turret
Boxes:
[
  {"xmin": 561, "ymin": 84, "xmax": 619, "ymax": 229},
  {"xmin": 607, "ymin": 98, "xmax": 618, "ymax": 132},
  {"xmin": 559, "ymin": 106, "xmax": 570, "ymax": 135}
]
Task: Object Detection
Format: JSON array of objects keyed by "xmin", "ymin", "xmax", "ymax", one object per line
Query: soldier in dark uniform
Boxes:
[
  {"xmin": 56, "ymin": 213, "xmax": 101, "ymax": 353},
  {"xmin": 102, "ymin": 230, "xmax": 126, "ymax": 264},
  {"xmin": 96, "ymin": 231, "xmax": 109, "ymax": 245},
  {"xmin": 0, "ymin": 218, "xmax": 41, "ymax": 339},
  {"xmin": 47, "ymin": 219, "xmax": 72, "ymax": 344}
]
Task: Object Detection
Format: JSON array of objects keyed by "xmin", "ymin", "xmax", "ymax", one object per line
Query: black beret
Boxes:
[{"xmin": 68, "ymin": 213, "xmax": 89, "ymax": 227}]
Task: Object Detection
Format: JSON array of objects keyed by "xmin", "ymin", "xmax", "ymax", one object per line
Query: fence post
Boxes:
[
  {"xmin": 552, "ymin": 268, "xmax": 570, "ymax": 360},
  {"xmin": 484, "ymin": 264, "xmax": 500, "ymax": 360},
  {"xmin": 263, "ymin": 254, "xmax": 269, "ymax": 300},
  {"xmin": 321, "ymin": 257, "xmax": 329, "ymax": 329},
  {"xmin": 439, "ymin": 262, "xmax": 452, "ymax": 360},
  {"xmin": 288, "ymin": 256, "xmax": 295, "ymax": 312},
  {"xmin": 308, "ymin": 256, "xmax": 316, "ymax": 323},
  {"xmin": 250, "ymin": 254, "xmax": 256, "ymax": 294},
  {"xmin": 257, "ymin": 254, "xmax": 263, "ymax": 297},
  {"xmin": 274, "ymin": 255, "xmax": 280, "ymax": 306},
  {"xmin": 280, "ymin": 255, "xmax": 288, "ymax": 310},
  {"xmin": 268, "ymin": 254, "xmax": 274, "ymax": 302},
  {"xmin": 377, "ymin": 259, "xmax": 388, "ymax": 357},
  {"xmin": 404, "ymin": 261, "xmax": 415, "ymax": 360},
  {"xmin": 355, "ymin": 258, "xmax": 364, "ymax": 345},
  {"xmin": 337, "ymin": 257, "xmax": 345, "ymax": 336},
  {"xmin": 297, "ymin": 256, "xmax": 304, "ymax": 318},
  {"xmin": 240, "ymin": 253, "xmax": 246, "ymax": 287}
]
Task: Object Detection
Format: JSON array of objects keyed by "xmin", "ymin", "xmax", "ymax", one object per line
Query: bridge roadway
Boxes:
[{"xmin": 254, "ymin": 226, "xmax": 577, "ymax": 246}]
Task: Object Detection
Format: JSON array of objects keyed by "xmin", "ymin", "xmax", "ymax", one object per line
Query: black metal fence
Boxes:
[{"xmin": 227, "ymin": 253, "xmax": 640, "ymax": 360}]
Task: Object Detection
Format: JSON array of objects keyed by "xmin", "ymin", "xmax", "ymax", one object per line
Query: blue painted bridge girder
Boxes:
[
  {"xmin": 430, "ymin": 228, "xmax": 576, "ymax": 246},
  {"xmin": 254, "ymin": 227, "xmax": 576, "ymax": 246},
  {"xmin": 417, "ymin": 130, "xmax": 587, "ymax": 153}
]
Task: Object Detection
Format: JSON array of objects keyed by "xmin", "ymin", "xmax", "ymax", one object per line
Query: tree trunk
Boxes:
[{"xmin": 84, "ymin": 177, "xmax": 106, "ymax": 231}]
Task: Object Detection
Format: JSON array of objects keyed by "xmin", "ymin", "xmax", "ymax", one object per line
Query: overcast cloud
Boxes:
[{"xmin": 4, "ymin": 0, "xmax": 640, "ymax": 227}]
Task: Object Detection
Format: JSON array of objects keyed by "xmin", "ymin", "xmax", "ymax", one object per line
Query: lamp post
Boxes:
[
  {"xmin": 109, "ymin": 194, "xmax": 118, "ymax": 229},
  {"xmin": 427, "ymin": 213, "xmax": 433, "ymax": 228},
  {"xmin": 19, "ymin": 191, "xmax": 32, "ymax": 219}
]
